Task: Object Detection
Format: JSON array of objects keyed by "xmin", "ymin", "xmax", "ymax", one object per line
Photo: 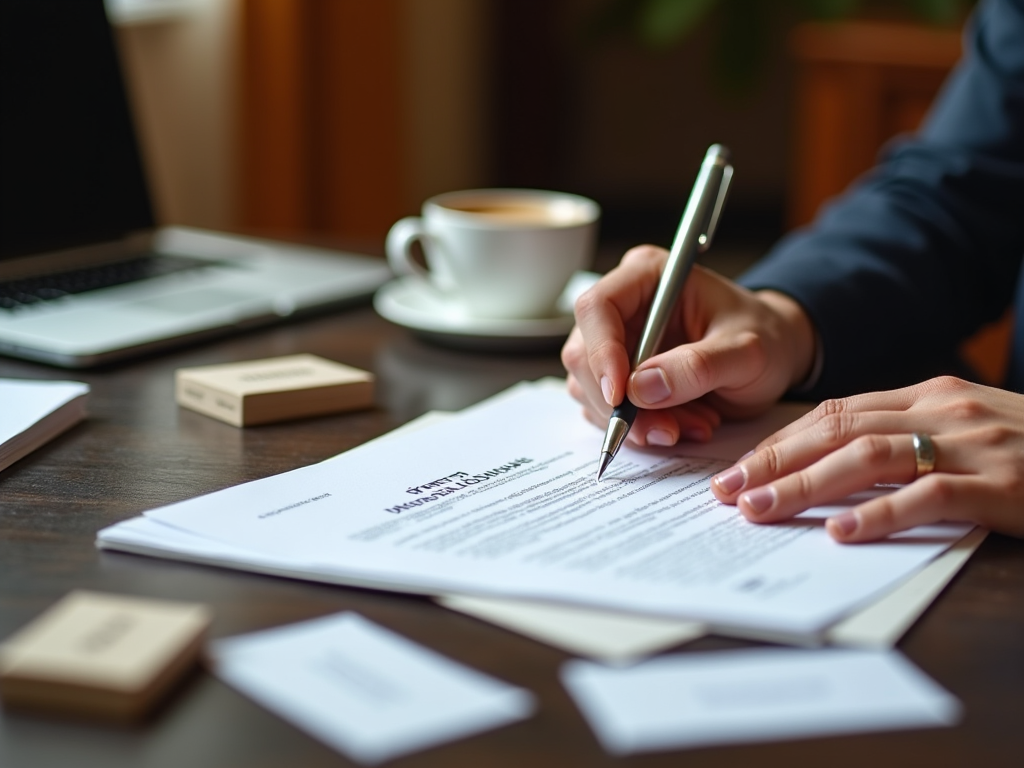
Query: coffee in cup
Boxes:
[{"xmin": 385, "ymin": 189, "xmax": 600, "ymax": 320}]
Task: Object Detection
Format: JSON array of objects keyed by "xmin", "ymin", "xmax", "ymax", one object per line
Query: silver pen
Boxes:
[{"xmin": 596, "ymin": 144, "xmax": 734, "ymax": 481}]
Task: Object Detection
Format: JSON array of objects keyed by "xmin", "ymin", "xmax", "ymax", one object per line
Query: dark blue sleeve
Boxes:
[{"xmin": 738, "ymin": 0, "xmax": 1024, "ymax": 399}]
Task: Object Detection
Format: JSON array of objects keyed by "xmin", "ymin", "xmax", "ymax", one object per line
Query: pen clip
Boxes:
[{"xmin": 697, "ymin": 163, "xmax": 733, "ymax": 253}]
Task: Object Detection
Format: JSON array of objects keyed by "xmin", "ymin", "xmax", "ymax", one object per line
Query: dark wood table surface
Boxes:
[{"xmin": 1, "ymin": 290, "xmax": 1022, "ymax": 768}]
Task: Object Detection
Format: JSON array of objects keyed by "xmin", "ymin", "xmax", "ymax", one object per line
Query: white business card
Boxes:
[
  {"xmin": 211, "ymin": 612, "xmax": 534, "ymax": 764},
  {"xmin": 562, "ymin": 648, "xmax": 960, "ymax": 755}
]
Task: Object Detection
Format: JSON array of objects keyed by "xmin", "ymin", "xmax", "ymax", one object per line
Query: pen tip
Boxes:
[{"xmin": 596, "ymin": 452, "xmax": 613, "ymax": 482}]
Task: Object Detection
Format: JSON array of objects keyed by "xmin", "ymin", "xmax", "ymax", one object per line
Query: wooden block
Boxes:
[
  {"xmin": 0, "ymin": 591, "xmax": 211, "ymax": 722},
  {"xmin": 175, "ymin": 353, "xmax": 374, "ymax": 427}
]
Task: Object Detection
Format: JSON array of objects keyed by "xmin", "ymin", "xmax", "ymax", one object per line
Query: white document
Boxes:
[
  {"xmin": 211, "ymin": 612, "xmax": 533, "ymax": 765},
  {"xmin": 0, "ymin": 378, "xmax": 89, "ymax": 472},
  {"xmin": 133, "ymin": 382, "xmax": 968, "ymax": 639},
  {"xmin": 433, "ymin": 393, "xmax": 985, "ymax": 654},
  {"xmin": 404, "ymin": 393, "xmax": 985, "ymax": 651},
  {"xmin": 562, "ymin": 648, "xmax": 961, "ymax": 754}
]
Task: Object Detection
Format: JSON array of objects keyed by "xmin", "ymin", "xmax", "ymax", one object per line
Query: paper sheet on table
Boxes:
[
  {"xmin": 562, "ymin": 648, "xmax": 960, "ymax": 754},
  {"xmin": 98, "ymin": 380, "xmax": 971, "ymax": 642},
  {"xmin": 0, "ymin": 378, "xmax": 89, "ymax": 472},
  {"xmin": 211, "ymin": 612, "xmax": 533, "ymax": 765}
]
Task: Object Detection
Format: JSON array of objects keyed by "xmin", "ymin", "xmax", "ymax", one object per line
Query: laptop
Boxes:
[{"xmin": 0, "ymin": 0, "xmax": 391, "ymax": 368}]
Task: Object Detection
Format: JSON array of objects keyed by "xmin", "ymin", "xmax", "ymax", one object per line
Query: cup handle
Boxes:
[{"xmin": 385, "ymin": 217, "xmax": 431, "ymax": 280}]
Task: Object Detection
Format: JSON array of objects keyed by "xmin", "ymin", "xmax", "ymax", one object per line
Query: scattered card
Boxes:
[
  {"xmin": 562, "ymin": 648, "xmax": 960, "ymax": 755},
  {"xmin": 210, "ymin": 612, "xmax": 534, "ymax": 764}
]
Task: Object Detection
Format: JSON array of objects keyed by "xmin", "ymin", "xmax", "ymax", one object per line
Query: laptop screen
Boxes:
[{"xmin": 0, "ymin": 0, "xmax": 155, "ymax": 262}]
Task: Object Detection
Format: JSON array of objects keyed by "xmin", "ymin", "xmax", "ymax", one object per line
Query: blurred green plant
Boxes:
[{"xmin": 590, "ymin": 0, "xmax": 974, "ymax": 94}]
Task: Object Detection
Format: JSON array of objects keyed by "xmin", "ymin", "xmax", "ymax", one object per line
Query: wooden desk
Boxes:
[{"xmin": 1, "ymin": 301, "xmax": 1023, "ymax": 767}]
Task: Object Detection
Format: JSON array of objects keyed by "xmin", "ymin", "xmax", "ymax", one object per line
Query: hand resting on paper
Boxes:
[
  {"xmin": 562, "ymin": 247, "xmax": 1024, "ymax": 543},
  {"xmin": 561, "ymin": 245, "xmax": 816, "ymax": 444},
  {"xmin": 711, "ymin": 376, "xmax": 1024, "ymax": 542}
]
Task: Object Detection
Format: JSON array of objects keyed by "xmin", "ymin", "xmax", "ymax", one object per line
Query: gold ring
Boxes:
[{"xmin": 912, "ymin": 433, "xmax": 936, "ymax": 479}]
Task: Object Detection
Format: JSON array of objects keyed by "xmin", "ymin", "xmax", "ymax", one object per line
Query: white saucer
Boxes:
[{"xmin": 374, "ymin": 272, "xmax": 600, "ymax": 352}]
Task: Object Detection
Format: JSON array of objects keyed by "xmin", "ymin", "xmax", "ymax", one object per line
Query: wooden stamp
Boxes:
[
  {"xmin": 175, "ymin": 353, "xmax": 375, "ymax": 427},
  {"xmin": 0, "ymin": 591, "xmax": 211, "ymax": 722}
]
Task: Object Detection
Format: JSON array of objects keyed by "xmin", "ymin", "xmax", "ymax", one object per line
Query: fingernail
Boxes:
[
  {"xmin": 741, "ymin": 486, "xmax": 776, "ymax": 516},
  {"xmin": 646, "ymin": 429, "xmax": 675, "ymax": 447},
  {"xmin": 713, "ymin": 466, "xmax": 746, "ymax": 495},
  {"xmin": 631, "ymin": 367, "xmax": 671, "ymax": 405},
  {"xmin": 828, "ymin": 511, "xmax": 858, "ymax": 537},
  {"xmin": 600, "ymin": 376, "xmax": 614, "ymax": 406}
]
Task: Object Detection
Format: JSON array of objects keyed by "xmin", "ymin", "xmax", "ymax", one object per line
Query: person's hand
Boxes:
[
  {"xmin": 562, "ymin": 245, "xmax": 817, "ymax": 446},
  {"xmin": 711, "ymin": 376, "xmax": 1024, "ymax": 541}
]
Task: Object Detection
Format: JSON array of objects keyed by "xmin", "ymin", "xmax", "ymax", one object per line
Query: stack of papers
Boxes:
[
  {"xmin": 0, "ymin": 379, "xmax": 89, "ymax": 473},
  {"xmin": 98, "ymin": 379, "xmax": 977, "ymax": 648},
  {"xmin": 211, "ymin": 612, "xmax": 533, "ymax": 764}
]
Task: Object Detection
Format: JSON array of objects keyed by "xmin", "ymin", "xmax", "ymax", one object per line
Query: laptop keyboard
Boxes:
[{"xmin": 0, "ymin": 253, "xmax": 215, "ymax": 311}]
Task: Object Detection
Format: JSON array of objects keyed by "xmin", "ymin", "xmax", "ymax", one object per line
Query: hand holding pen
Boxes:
[
  {"xmin": 596, "ymin": 145, "xmax": 733, "ymax": 480},
  {"xmin": 561, "ymin": 145, "xmax": 818, "ymax": 478}
]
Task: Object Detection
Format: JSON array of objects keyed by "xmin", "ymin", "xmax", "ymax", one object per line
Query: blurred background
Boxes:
[{"xmin": 108, "ymin": 0, "xmax": 968, "ymax": 286}]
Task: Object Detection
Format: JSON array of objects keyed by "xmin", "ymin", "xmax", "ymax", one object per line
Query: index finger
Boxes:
[{"xmin": 572, "ymin": 245, "xmax": 668, "ymax": 406}]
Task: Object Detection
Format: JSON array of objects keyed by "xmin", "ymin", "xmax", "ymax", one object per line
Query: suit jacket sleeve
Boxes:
[{"xmin": 738, "ymin": 0, "xmax": 1024, "ymax": 399}]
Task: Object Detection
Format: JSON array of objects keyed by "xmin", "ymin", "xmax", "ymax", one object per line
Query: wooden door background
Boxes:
[{"xmin": 238, "ymin": 0, "xmax": 405, "ymax": 241}]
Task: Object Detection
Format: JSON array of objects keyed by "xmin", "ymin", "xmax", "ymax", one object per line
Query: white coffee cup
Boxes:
[{"xmin": 385, "ymin": 189, "xmax": 600, "ymax": 320}]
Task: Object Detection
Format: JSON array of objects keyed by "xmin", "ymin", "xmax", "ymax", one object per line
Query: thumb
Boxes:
[{"xmin": 627, "ymin": 330, "xmax": 768, "ymax": 408}]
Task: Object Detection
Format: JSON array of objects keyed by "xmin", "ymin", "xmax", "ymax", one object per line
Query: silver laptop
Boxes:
[{"xmin": 0, "ymin": 0, "xmax": 391, "ymax": 368}]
